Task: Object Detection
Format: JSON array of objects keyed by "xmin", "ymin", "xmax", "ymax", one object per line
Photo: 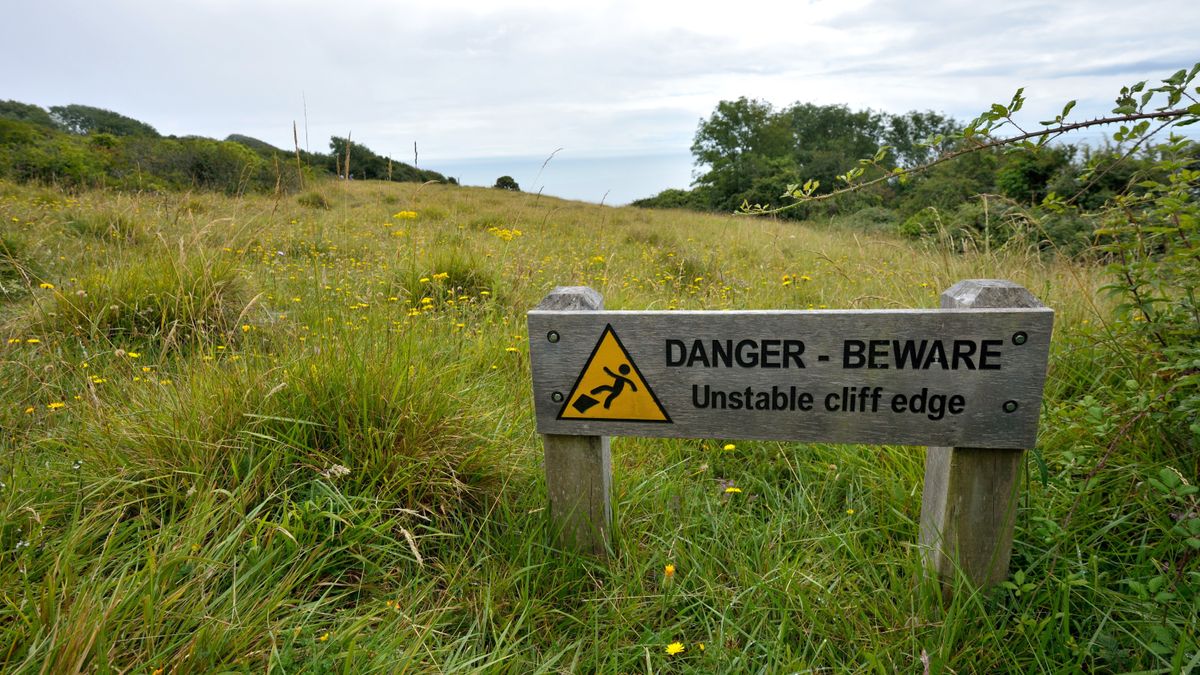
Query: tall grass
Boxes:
[{"xmin": 0, "ymin": 178, "xmax": 1194, "ymax": 672}]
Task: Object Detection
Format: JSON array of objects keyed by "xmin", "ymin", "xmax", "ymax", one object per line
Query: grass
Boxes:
[{"xmin": 0, "ymin": 178, "xmax": 1196, "ymax": 672}]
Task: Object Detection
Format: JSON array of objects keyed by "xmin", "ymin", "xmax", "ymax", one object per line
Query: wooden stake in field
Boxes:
[
  {"xmin": 534, "ymin": 287, "xmax": 611, "ymax": 556},
  {"xmin": 918, "ymin": 279, "xmax": 1045, "ymax": 596}
]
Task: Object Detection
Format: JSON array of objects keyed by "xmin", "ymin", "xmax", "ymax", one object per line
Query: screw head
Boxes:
[
  {"xmin": 547, "ymin": 330, "xmax": 560, "ymax": 343},
  {"xmin": 1003, "ymin": 400, "xmax": 1019, "ymax": 413},
  {"xmin": 1012, "ymin": 331, "xmax": 1028, "ymax": 345},
  {"xmin": 551, "ymin": 391, "xmax": 564, "ymax": 403}
]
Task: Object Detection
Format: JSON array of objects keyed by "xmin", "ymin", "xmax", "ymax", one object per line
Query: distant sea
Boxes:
[{"xmin": 427, "ymin": 151, "xmax": 695, "ymax": 206}]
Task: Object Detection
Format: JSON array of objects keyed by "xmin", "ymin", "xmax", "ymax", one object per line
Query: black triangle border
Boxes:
[{"xmin": 556, "ymin": 323, "xmax": 673, "ymax": 424}]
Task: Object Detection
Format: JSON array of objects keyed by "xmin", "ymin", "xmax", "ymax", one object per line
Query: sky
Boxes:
[{"xmin": 3, "ymin": 0, "xmax": 1198, "ymax": 204}]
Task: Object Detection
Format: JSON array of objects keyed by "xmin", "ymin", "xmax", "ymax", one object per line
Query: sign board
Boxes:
[{"xmin": 528, "ymin": 308, "xmax": 1054, "ymax": 448}]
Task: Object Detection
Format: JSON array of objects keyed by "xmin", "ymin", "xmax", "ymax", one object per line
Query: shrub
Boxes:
[
  {"xmin": 32, "ymin": 252, "xmax": 249, "ymax": 348},
  {"xmin": 0, "ymin": 233, "xmax": 41, "ymax": 301},
  {"xmin": 297, "ymin": 191, "xmax": 330, "ymax": 209}
]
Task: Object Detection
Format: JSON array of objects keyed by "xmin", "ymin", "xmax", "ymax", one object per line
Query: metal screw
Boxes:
[
  {"xmin": 1003, "ymin": 400, "xmax": 1019, "ymax": 413},
  {"xmin": 547, "ymin": 330, "xmax": 560, "ymax": 343},
  {"xmin": 1012, "ymin": 331, "xmax": 1027, "ymax": 345},
  {"xmin": 551, "ymin": 391, "xmax": 564, "ymax": 403}
]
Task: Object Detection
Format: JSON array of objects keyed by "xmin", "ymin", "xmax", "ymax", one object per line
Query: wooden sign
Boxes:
[
  {"xmin": 529, "ymin": 308, "xmax": 1053, "ymax": 449},
  {"xmin": 529, "ymin": 281, "xmax": 1055, "ymax": 598}
]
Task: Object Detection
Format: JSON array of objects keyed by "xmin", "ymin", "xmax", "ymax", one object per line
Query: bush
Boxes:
[
  {"xmin": 32, "ymin": 252, "xmax": 249, "ymax": 348},
  {"xmin": 297, "ymin": 191, "xmax": 330, "ymax": 209},
  {"xmin": 0, "ymin": 233, "xmax": 41, "ymax": 301}
]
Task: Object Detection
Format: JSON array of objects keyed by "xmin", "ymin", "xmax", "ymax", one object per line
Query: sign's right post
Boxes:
[{"xmin": 919, "ymin": 279, "xmax": 1046, "ymax": 597}]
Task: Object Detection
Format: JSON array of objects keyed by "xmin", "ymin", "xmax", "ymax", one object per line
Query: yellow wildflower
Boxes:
[
  {"xmin": 723, "ymin": 443, "xmax": 735, "ymax": 451},
  {"xmin": 724, "ymin": 486, "xmax": 741, "ymax": 494},
  {"xmin": 432, "ymin": 272, "xmax": 449, "ymax": 280},
  {"xmin": 26, "ymin": 338, "xmax": 40, "ymax": 344},
  {"xmin": 665, "ymin": 642, "xmax": 684, "ymax": 656},
  {"xmin": 664, "ymin": 564, "xmax": 675, "ymax": 578},
  {"xmin": 47, "ymin": 402, "xmax": 65, "ymax": 410},
  {"xmin": 23, "ymin": 406, "xmax": 34, "ymax": 414},
  {"xmin": 317, "ymin": 632, "xmax": 330, "ymax": 642},
  {"xmin": 846, "ymin": 508, "xmax": 855, "ymax": 515},
  {"xmin": 39, "ymin": 282, "xmax": 54, "ymax": 289}
]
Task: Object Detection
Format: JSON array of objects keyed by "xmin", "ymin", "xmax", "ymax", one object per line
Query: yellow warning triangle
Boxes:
[{"xmin": 558, "ymin": 324, "xmax": 671, "ymax": 423}]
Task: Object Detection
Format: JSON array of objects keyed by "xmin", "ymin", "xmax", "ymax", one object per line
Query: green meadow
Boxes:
[{"xmin": 0, "ymin": 178, "xmax": 1195, "ymax": 672}]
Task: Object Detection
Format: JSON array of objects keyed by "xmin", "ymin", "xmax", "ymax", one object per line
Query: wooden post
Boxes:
[
  {"xmin": 535, "ymin": 286, "xmax": 612, "ymax": 556},
  {"xmin": 919, "ymin": 279, "xmax": 1045, "ymax": 595}
]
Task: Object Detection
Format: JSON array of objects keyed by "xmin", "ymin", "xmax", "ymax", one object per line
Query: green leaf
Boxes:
[
  {"xmin": 1061, "ymin": 100, "xmax": 1076, "ymax": 118},
  {"xmin": 1031, "ymin": 448, "xmax": 1049, "ymax": 487},
  {"xmin": 1164, "ymin": 69, "xmax": 1187, "ymax": 86}
]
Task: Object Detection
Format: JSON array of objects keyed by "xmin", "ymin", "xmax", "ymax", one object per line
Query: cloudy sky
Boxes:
[{"xmin": 4, "ymin": 0, "xmax": 1198, "ymax": 203}]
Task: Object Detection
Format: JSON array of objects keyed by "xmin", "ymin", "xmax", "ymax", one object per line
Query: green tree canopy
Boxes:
[
  {"xmin": 0, "ymin": 101, "xmax": 58, "ymax": 129},
  {"xmin": 49, "ymin": 104, "xmax": 159, "ymax": 137}
]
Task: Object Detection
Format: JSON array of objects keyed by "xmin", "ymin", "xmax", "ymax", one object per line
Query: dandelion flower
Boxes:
[
  {"xmin": 665, "ymin": 642, "xmax": 685, "ymax": 656},
  {"xmin": 724, "ymin": 486, "xmax": 741, "ymax": 494},
  {"xmin": 47, "ymin": 402, "xmax": 65, "ymax": 410},
  {"xmin": 39, "ymin": 282, "xmax": 54, "ymax": 289},
  {"xmin": 23, "ymin": 406, "xmax": 34, "ymax": 414},
  {"xmin": 846, "ymin": 508, "xmax": 855, "ymax": 515},
  {"xmin": 241, "ymin": 324, "xmax": 251, "ymax": 333},
  {"xmin": 317, "ymin": 632, "xmax": 330, "ymax": 642},
  {"xmin": 664, "ymin": 564, "xmax": 675, "ymax": 578},
  {"xmin": 26, "ymin": 338, "xmax": 40, "ymax": 344},
  {"xmin": 505, "ymin": 347, "xmax": 519, "ymax": 353},
  {"xmin": 698, "ymin": 643, "xmax": 705, "ymax": 651},
  {"xmin": 723, "ymin": 443, "xmax": 735, "ymax": 451}
]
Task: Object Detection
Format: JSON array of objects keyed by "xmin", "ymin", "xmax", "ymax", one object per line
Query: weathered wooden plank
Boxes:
[
  {"xmin": 542, "ymin": 433, "xmax": 611, "ymax": 556},
  {"xmin": 528, "ymin": 306, "xmax": 1053, "ymax": 448},
  {"xmin": 535, "ymin": 287, "xmax": 612, "ymax": 556},
  {"xmin": 919, "ymin": 279, "xmax": 1042, "ymax": 595}
]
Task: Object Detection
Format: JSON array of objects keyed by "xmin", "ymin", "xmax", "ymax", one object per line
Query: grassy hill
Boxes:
[{"xmin": 0, "ymin": 178, "xmax": 1193, "ymax": 672}]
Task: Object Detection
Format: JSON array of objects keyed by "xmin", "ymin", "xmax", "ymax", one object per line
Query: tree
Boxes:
[
  {"xmin": 0, "ymin": 100, "xmax": 58, "ymax": 129},
  {"xmin": 49, "ymin": 104, "xmax": 159, "ymax": 137},
  {"xmin": 494, "ymin": 175, "xmax": 520, "ymax": 191}
]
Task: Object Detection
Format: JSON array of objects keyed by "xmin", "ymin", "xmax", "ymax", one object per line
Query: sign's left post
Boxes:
[{"xmin": 532, "ymin": 286, "xmax": 612, "ymax": 556}]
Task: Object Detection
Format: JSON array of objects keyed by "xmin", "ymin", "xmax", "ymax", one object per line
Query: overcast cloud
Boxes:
[{"xmin": 3, "ymin": 0, "xmax": 1198, "ymax": 203}]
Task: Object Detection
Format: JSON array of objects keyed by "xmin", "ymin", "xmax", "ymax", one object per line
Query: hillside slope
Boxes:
[{"xmin": 0, "ymin": 178, "xmax": 1191, "ymax": 672}]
